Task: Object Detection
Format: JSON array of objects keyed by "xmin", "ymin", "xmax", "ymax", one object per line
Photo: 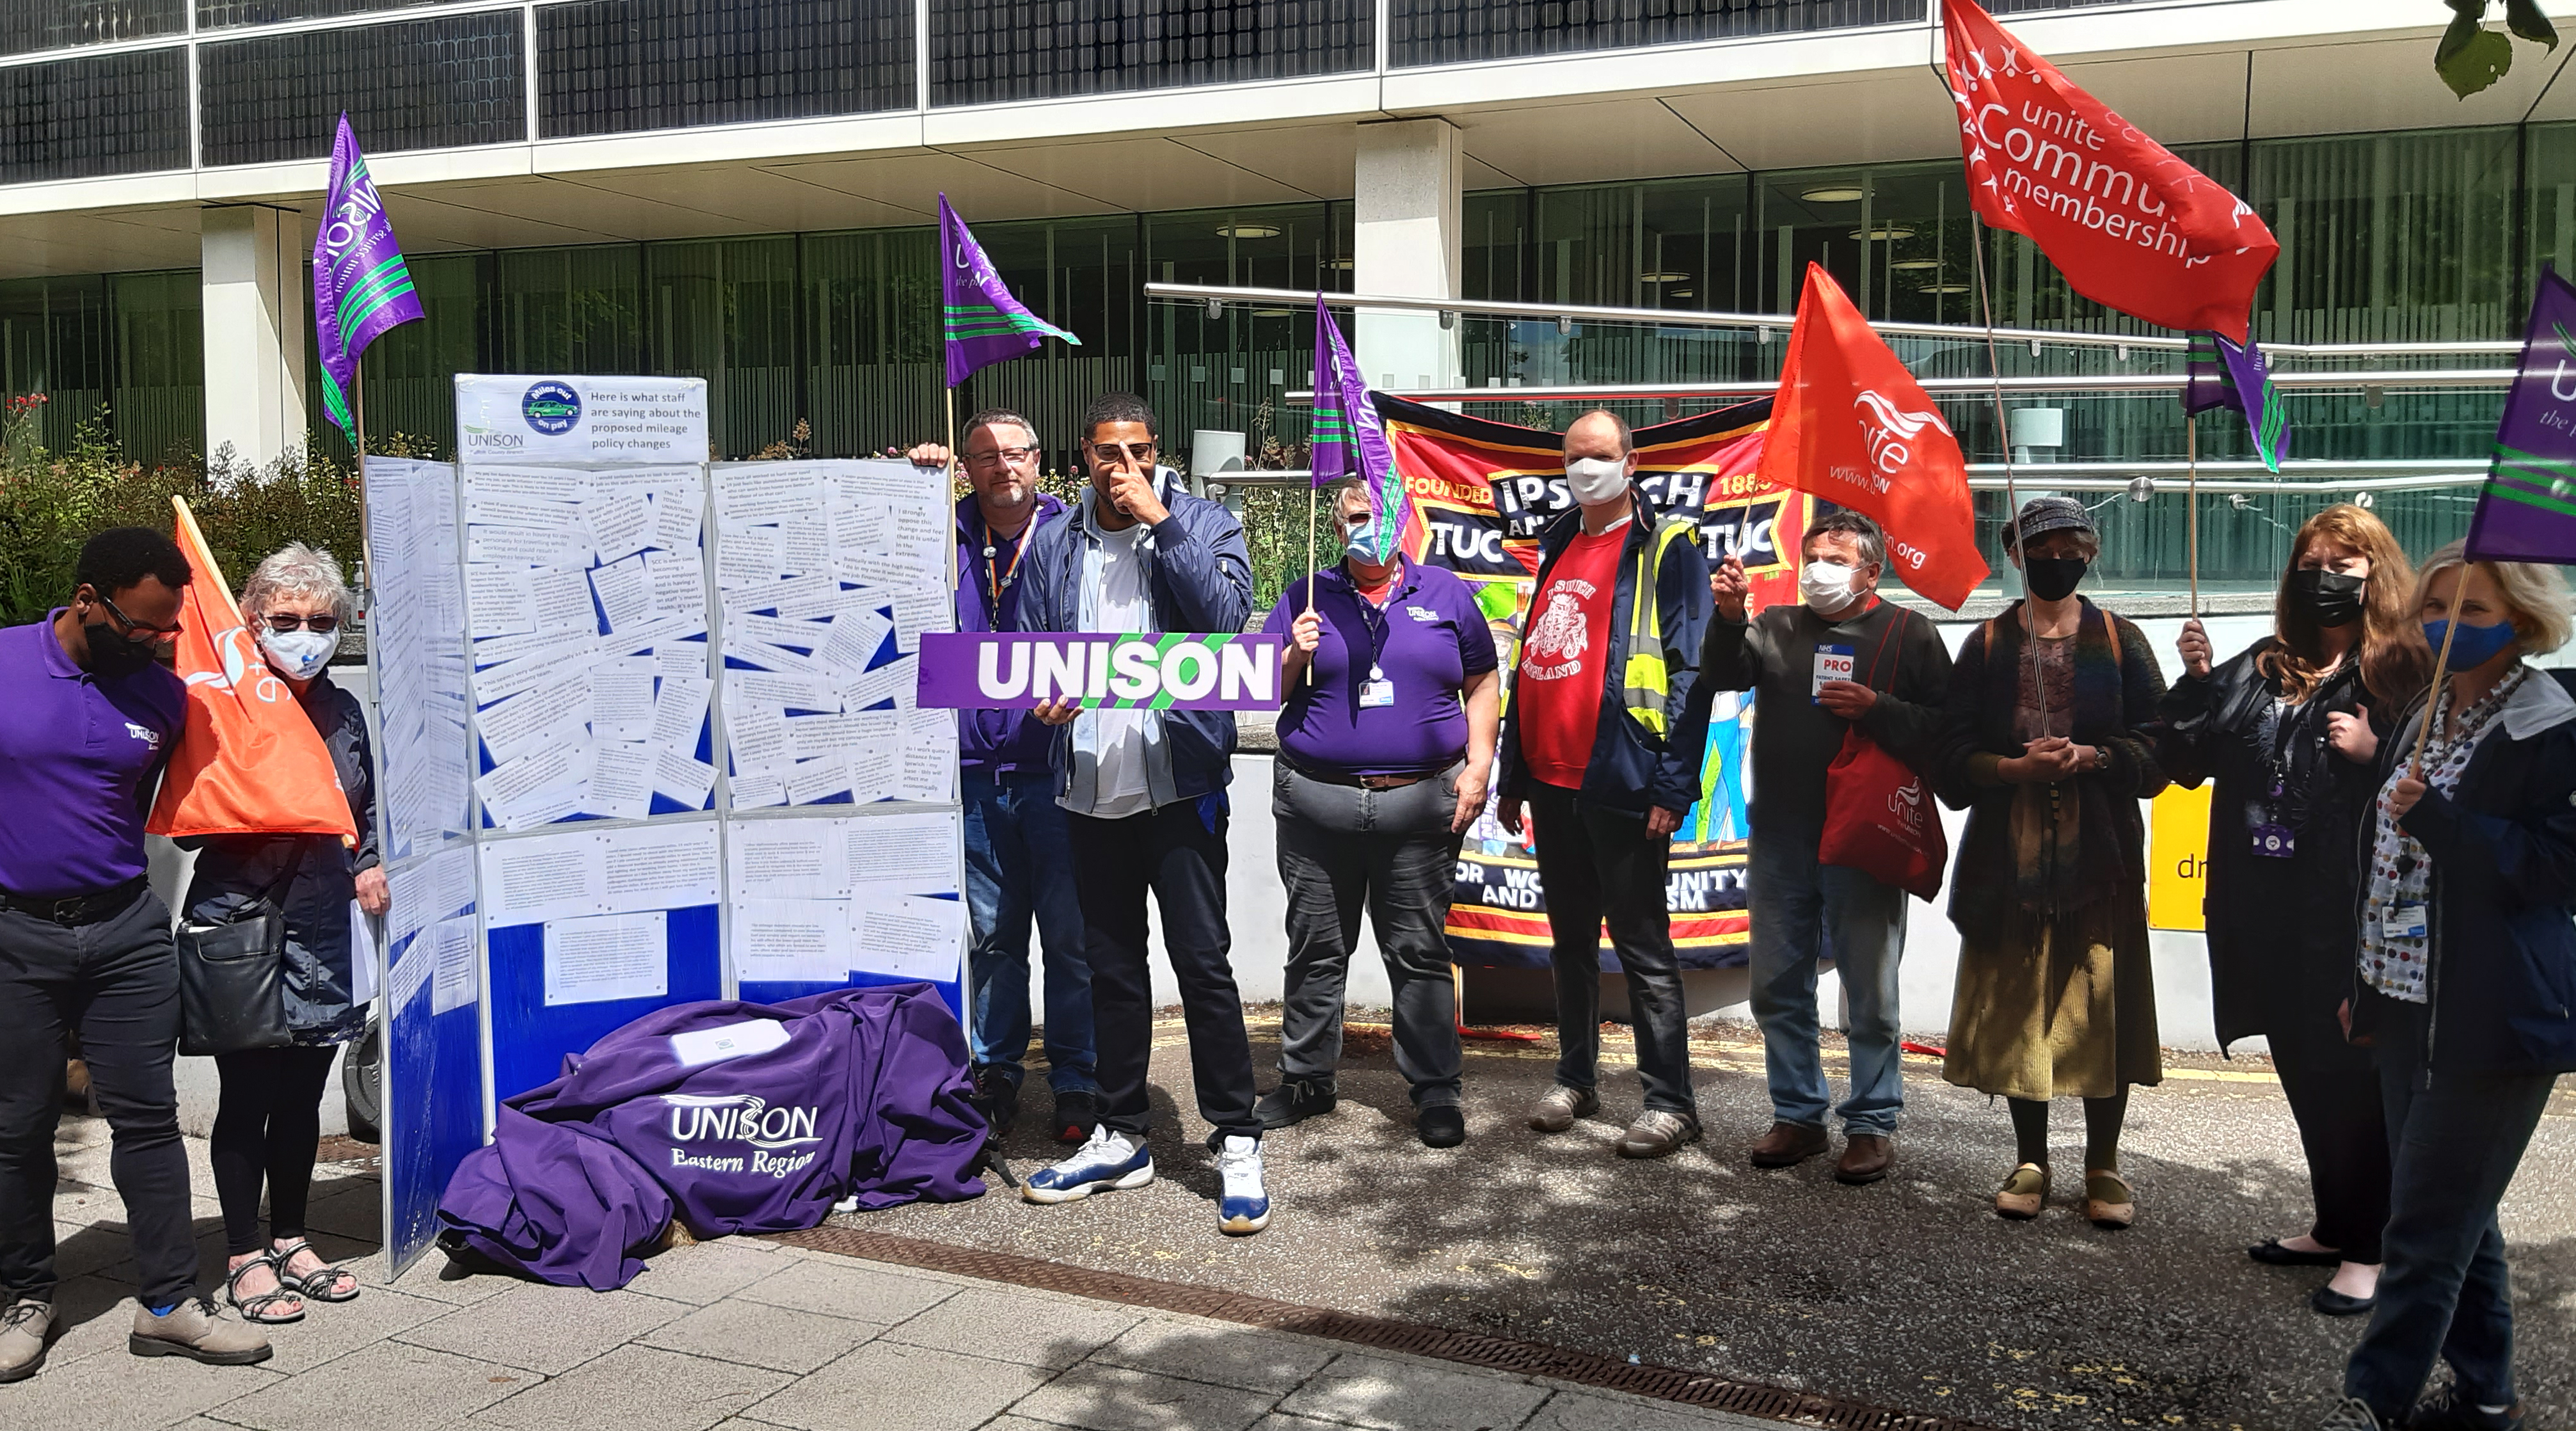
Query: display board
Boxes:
[
  {"xmin": 1376, "ymin": 395, "xmax": 1808, "ymax": 972},
  {"xmin": 365, "ymin": 379, "xmax": 967, "ymax": 1269}
]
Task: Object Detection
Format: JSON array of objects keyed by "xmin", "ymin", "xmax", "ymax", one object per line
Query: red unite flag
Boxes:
[
  {"xmin": 147, "ymin": 497, "xmax": 359, "ymax": 843},
  {"xmin": 1942, "ymin": 0, "xmax": 2277, "ymax": 342},
  {"xmin": 1761, "ymin": 264, "xmax": 1989, "ymax": 611}
]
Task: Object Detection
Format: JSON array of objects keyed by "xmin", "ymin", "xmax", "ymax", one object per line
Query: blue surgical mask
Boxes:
[
  {"xmin": 2423, "ymin": 618, "xmax": 2518, "ymax": 671},
  {"xmin": 1342, "ymin": 518, "xmax": 1385, "ymax": 565}
]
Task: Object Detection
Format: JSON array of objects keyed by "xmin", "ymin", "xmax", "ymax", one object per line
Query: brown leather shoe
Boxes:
[
  {"xmin": 2083, "ymin": 1169, "xmax": 2136, "ymax": 1230},
  {"xmin": 1835, "ymin": 1133, "xmax": 1893, "ymax": 1185},
  {"xmin": 1748, "ymin": 1121, "xmax": 1829, "ymax": 1168},
  {"xmin": 1994, "ymin": 1162, "xmax": 2049, "ymax": 1220}
]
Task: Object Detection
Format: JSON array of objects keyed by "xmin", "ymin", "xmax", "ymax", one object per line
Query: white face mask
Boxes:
[
  {"xmin": 259, "ymin": 627, "xmax": 338, "ymax": 681},
  {"xmin": 1564, "ymin": 456, "xmax": 1630, "ymax": 506},
  {"xmin": 1801, "ymin": 559, "xmax": 1865, "ymax": 616}
]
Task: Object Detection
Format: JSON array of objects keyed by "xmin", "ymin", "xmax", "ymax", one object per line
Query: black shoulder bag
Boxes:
[{"xmin": 177, "ymin": 843, "xmax": 308, "ymax": 1057}]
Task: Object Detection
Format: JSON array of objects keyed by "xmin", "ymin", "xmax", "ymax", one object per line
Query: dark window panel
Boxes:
[
  {"xmin": 196, "ymin": 0, "xmax": 443, "ymax": 31},
  {"xmin": 1389, "ymin": 0, "xmax": 1923, "ymax": 67},
  {"xmin": 931, "ymin": 0, "xmax": 1372, "ymax": 106},
  {"xmin": 1, "ymin": 0, "xmax": 186, "ymax": 58},
  {"xmin": 538, "ymin": 0, "xmax": 913, "ymax": 140},
  {"xmin": 200, "ymin": 13, "xmax": 526, "ymax": 167},
  {"xmin": 0, "ymin": 46, "xmax": 186, "ymax": 183}
]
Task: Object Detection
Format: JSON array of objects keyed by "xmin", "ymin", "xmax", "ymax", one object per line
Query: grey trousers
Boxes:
[{"xmin": 1272, "ymin": 760, "xmax": 1466, "ymax": 1107}]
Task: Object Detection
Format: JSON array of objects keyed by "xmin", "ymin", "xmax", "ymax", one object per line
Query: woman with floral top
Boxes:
[{"xmin": 2323, "ymin": 542, "xmax": 2576, "ymax": 1431}]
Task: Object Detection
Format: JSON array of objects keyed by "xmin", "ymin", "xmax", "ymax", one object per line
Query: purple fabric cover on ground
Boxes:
[{"xmin": 436, "ymin": 984, "xmax": 986, "ymax": 1289}]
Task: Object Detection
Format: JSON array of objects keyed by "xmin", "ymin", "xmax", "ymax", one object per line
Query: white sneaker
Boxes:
[
  {"xmin": 1215, "ymin": 1134, "xmax": 1271, "ymax": 1236},
  {"xmin": 1022, "ymin": 1126, "xmax": 1154, "ymax": 1204}
]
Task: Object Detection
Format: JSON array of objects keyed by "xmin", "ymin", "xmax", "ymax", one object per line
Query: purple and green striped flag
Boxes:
[
  {"xmin": 939, "ymin": 195, "xmax": 1079, "ymax": 387},
  {"xmin": 2465, "ymin": 266, "xmax": 2576, "ymax": 564},
  {"xmin": 2182, "ymin": 329, "xmax": 2289, "ymax": 473},
  {"xmin": 311, "ymin": 115, "xmax": 423, "ymax": 439},
  {"xmin": 1310, "ymin": 294, "xmax": 1411, "ymax": 563}
]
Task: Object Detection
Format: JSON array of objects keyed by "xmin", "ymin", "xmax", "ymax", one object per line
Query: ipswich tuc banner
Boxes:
[{"xmin": 1376, "ymin": 394, "xmax": 1805, "ymax": 971}]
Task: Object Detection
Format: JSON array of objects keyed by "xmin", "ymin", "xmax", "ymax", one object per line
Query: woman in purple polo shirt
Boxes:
[{"xmin": 1253, "ymin": 477, "xmax": 1500, "ymax": 1148}]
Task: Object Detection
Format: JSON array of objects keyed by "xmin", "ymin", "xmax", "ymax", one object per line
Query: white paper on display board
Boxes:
[
  {"xmin": 853, "ymin": 894, "xmax": 966, "ymax": 982},
  {"xmin": 429, "ymin": 917, "xmax": 481, "ymax": 1016},
  {"xmin": 349, "ymin": 902, "xmax": 381, "ymax": 1008},
  {"xmin": 731, "ymin": 899, "xmax": 852, "ymax": 985},
  {"xmin": 543, "ymin": 911, "xmax": 669, "ymax": 1007}
]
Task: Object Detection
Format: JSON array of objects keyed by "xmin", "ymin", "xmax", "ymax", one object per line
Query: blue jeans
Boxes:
[
  {"xmin": 2345, "ymin": 998, "xmax": 2559, "ymax": 1423},
  {"xmin": 1747, "ymin": 830, "xmax": 1909, "ymax": 1135},
  {"xmin": 964, "ymin": 769, "xmax": 1097, "ymax": 1094}
]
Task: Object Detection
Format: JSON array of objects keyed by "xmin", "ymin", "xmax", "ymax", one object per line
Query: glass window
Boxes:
[
  {"xmin": 110, "ymin": 269, "xmax": 202, "ymax": 464},
  {"xmin": 4, "ymin": 0, "xmax": 186, "ymax": 58},
  {"xmin": 199, "ymin": 13, "xmax": 527, "ymax": 168},
  {"xmin": 0, "ymin": 47, "xmax": 187, "ymax": 184},
  {"xmin": 649, "ymin": 238, "xmax": 800, "ymax": 461},
  {"xmin": 489, "ymin": 245, "xmax": 644, "ymax": 378},
  {"xmin": 932, "ymin": 0, "xmax": 1372, "ymax": 107},
  {"xmin": 1390, "ymin": 0, "xmax": 1923, "ymax": 68},
  {"xmin": 537, "ymin": 0, "xmax": 914, "ymax": 141},
  {"xmin": 0, "ymin": 275, "xmax": 109, "ymax": 454},
  {"xmin": 307, "ymin": 252, "xmax": 485, "ymax": 463},
  {"xmin": 2530, "ymin": 122, "xmax": 2576, "ymax": 285},
  {"xmin": 196, "ymin": 0, "xmax": 441, "ymax": 31},
  {"xmin": 1143, "ymin": 203, "xmax": 1348, "ymax": 470}
]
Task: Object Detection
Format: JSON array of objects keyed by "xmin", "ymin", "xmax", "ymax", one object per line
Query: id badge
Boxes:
[
  {"xmin": 1359, "ymin": 678, "xmax": 1395, "ymax": 708},
  {"xmin": 2249, "ymin": 823, "xmax": 2296, "ymax": 858},
  {"xmin": 2383, "ymin": 904, "xmax": 2428, "ymax": 940},
  {"xmin": 1813, "ymin": 644, "xmax": 1856, "ymax": 703}
]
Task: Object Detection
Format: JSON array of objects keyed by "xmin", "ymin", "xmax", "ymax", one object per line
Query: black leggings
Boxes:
[{"xmin": 211, "ymin": 1045, "xmax": 340, "ymax": 1257}]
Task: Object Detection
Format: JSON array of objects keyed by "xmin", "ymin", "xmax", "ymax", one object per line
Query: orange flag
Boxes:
[
  {"xmin": 147, "ymin": 497, "xmax": 359, "ymax": 843},
  {"xmin": 1760, "ymin": 263, "xmax": 1990, "ymax": 611}
]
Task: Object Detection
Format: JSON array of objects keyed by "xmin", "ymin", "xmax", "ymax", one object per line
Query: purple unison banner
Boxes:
[
  {"xmin": 916, "ymin": 632, "xmax": 1284, "ymax": 711},
  {"xmin": 2465, "ymin": 266, "xmax": 2576, "ymax": 564}
]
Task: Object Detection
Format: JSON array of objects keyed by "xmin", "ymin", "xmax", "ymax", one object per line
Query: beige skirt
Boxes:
[{"xmin": 1944, "ymin": 899, "xmax": 2163, "ymax": 1101}]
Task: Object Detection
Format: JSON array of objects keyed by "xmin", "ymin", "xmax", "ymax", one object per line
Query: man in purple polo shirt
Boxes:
[
  {"xmin": 947, "ymin": 410, "xmax": 1097, "ymax": 1146},
  {"xmin": 1, "ymin": 528, "xmax": 273, "ymax": 1379},
  {"xmin": 1254, "ymin": 477, "xmax": 1500, "ymax": 1148}
]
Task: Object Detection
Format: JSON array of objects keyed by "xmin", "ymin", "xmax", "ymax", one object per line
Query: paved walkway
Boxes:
[{"xmin": 22, "ymin": 1114, "xmax": 1779, "ymax": 1431}]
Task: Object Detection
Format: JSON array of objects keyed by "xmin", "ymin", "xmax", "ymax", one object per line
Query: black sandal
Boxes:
[
  {"xmin": 224, "ymin": 1252, "xmax": 306, "ymax": 1325},
  {"xmin": 271, "ymin": 1239, "xmax": 360, "ymax": 1304}
]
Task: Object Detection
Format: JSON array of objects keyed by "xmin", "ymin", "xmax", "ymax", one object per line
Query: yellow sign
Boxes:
[{"xmin": 2147, "ymin": 783, "xmax": 2213, "ymax": 932}]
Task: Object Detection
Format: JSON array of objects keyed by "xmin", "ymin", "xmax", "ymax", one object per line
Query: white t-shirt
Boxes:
[{"xmin": 1087, "ymin": 521, "xmax": 1155, "ymax": 819}]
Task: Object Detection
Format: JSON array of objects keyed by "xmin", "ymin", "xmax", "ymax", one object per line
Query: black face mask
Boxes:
[
  {"xmin": 2023, "ymin": 556, "xmax": 2088, "ymax": 603},
  {"xmin": 2289, "ymin": 568, "xmax": 2367, "ymax": 628},
  {"xmin": 81, "ymin": 621, "xmax": 161, "ymax": 676}
]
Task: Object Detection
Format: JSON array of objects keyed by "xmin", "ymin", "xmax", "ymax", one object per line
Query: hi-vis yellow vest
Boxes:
[{"xmin": 1617, "ymin": 515, "xmax": 1702, "ymax": 739}]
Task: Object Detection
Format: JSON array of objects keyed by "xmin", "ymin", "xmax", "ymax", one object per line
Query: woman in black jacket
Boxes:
[
  {"xmin": 2323, "ymin": 542, "xmax": 2576, "ymax": 1431},
  {"xmin": 182, "ymin": 545, "xmax": 381, "ymax": 1324},
  {"xmin": 2160, "ymin": 504, "xmax": 2429, "ymax": 1317}
]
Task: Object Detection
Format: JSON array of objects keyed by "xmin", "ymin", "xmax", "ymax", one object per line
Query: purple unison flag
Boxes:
[
  {"xmin": 939, "ymin": 195, "xmax": 1079, "ymax": 387},
  {"xmin": 2183, "ymin": 330, "xmax": 2289, "ymax": 472},
  {"xmin": 2465, "ymin": 266, "xmax": 2576, "ymax": 564},
  {"xmin": 311, "ymin": 115, "xmax": 423, "ymax": 438},
  {"xmin": 1308, "ymin": 294, "xmax": 1410, "ymax": 563}
]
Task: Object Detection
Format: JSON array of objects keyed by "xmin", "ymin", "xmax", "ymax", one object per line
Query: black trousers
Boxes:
[
  {"xmin": 1273, "ymin": 762, "xmax": 1465, "ymax": 1107},
  {"xmin": 2268, "ymin": 1003, "xmax": 2390, "ymax": 1264},
  {"xmin": 1525, "ymin": 781, "xmax": 1696, "ymax": 1117},
  {"xmin": 211, "ymin": 1044, "xmax": 342, "ymax": 1257},
  {"xmin": 1069, "ymin": 801, "xmax": 1261, "ymax": 1147},
  {"xmin": 0, "ymin": 890, "xmax": 198, "ymax": 1307}
]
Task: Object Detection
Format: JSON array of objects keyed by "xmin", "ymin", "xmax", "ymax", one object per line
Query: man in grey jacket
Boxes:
[
  {"xmin": 1011, "ymin": 393, "xmax": 1273, "ymax": 1237},
  {"xmin": 1699, "ymin": 509, "xmax": 1952, "ymax": 1185}
]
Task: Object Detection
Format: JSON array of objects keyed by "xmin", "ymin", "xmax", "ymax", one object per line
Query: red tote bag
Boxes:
[{"xmin": 1817, "ymin": 610, "xmax": 1948, "ymax": 900}]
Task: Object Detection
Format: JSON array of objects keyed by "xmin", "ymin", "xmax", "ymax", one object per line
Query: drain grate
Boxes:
[{"xmin": 765, "ymin": 1226, "xmax": 1999, "ymax": 1430}]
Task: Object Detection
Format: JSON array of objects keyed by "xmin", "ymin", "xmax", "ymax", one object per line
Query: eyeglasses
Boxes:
[
  {"xmin": 966, "ymin": 445, "xmax": 1040, "ymax": 465},
  {"xmin": 264, "ymin": 613, "xmax": 340, "ymax": 634},
  {"xmin": 1088, "ymin": 442, "xmax": 1157, "ymax": 464},
  {"xmin": 94, "ymin": 593, "xmax": 183, "ymax": 639}
]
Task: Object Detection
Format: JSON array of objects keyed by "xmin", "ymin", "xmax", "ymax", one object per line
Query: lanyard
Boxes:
[{"xmin": 978, "ymin": 518, "xmax": 1031, "ymax": 627}]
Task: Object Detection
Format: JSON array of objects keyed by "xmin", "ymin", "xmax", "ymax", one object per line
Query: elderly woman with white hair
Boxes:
[
  {"xmin": 180, "ymin": 543, "xmax": 381, "ymax": 1325},
  {"xmin": 2326, "ymin": 543, "xmax": 2576, "ymax": 1431}
]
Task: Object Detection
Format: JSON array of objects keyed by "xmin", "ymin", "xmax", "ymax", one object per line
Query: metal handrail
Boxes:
[
  {"xmin": 1279, "ymin": 369, "xmax": 2514, "ymax": 404},
  {"xmin": 1200, "ymin": 468, "xmax": 2488, "ymax": 495},
  {"xmin": 1143, "ymin": 282, "xmax": 2525, "ymax": 359}
]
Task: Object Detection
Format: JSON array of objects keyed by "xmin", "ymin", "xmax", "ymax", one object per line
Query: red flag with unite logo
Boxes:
[{"xmin": 1942, "ymin": 0, "xmax": 2277, "ymax": 342}]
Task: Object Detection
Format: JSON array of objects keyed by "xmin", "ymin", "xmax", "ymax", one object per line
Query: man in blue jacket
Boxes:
[
  {"xmin": 1012, "ymin": 393, "xmax": 1272, "ymax": 1236},
  {"xmin": 950, "ymin": 410, "xmax": 1096, "ymax": 1147},
  {"xmin": 1495, "ymin": 410, "xmax": 1715, "ymax": 1160}
]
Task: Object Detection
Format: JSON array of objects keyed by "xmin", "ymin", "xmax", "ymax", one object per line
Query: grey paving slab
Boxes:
[
  {"xmin": 1276, "ymin": 1353, "xmax": 1551, "ymax": 1431},
  {"xmin": 749, "ymin": 1341, "xmax": 1051, "ymax": 1431},
  {"xmin": 1522, "ymin": 1389, "xmax": 1781, "ymax": 1431},
  {"xmin": 472, "ymin": 1342, "xmax": 792, "ymax": 1431},
  {"xmin": 394, "ymin": 1280, "xmax": 688, "ymax": 1375},
  {"xmin": 210, "ymin": 1339, "xmax": 539, "ymax": 1431},
  {"xmin": 1088, "ymin": 1317, "xmax": 1338, "ymax": 1395},
  {"xmin": 639, "ymin": 1297, "xmax": 884, "ymax": 1375},
  {"xmin": 1246, "ymin": 1418, "xmax": 1360, "ymax": 1431},
  {"xmin": 623, "ymin": 1240, "xmax": 790, "ymax": 1306},
  {"xmin": 0, "ymin": 1345, "xmax": 283, "ymax": 1431},
  {"xmin": 879, "ymin": 1286, "xmax": 1140, "ymax": 1370},
  {"xmin": 249, "ymin": 1284, "xmax": 454, "ymax": 1375},
  {"xmin": 298, "ymin": 1185, "xmax": 385, "ymax": 1242},
  {"xmin": 47, "ymin": 1219, "xmax": 132, "ymax": 1279},
  {"xmin": 733, "ymin": 1256, "xmax": 958, "ymax": 1324},
  {"xmin": 1007, "ymin": 1363, "xmax": 1278, "ymax": 1431},
  {"xmin": 19, "ymin": 1272, "xmax": 152, "ymax": 1366},
  {"xmin": 345, "ymin": 1249, "xmax": 513, "ymax": 1306}
]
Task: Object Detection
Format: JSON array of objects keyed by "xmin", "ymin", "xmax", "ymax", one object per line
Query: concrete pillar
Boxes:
[
  {"xmin": 1352, "ymin": 118, "xmax": 1461, "ymax": 395},
  {"xmin": 201, "ymin": 204, "xmax": 310, "ymax": 470}
]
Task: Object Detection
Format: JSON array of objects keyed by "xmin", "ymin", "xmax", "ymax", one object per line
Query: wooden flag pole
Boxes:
[
  {"xmin": 353, "ymin": 353, "xmax": 374, "ymax": 610},
  {"xmin": 943, "ymin": 385, "xmax": 961, "ymax": 593},
  {"xmin": 2409, "ymin": 562, "xmax": 2479, "ymax": 778},
  {"xmin": 2186, "ymin": 414, "xmax": 2200, "ymax": 619},
  {"xmin": 1302, "ymin": 485, "xmax": 1319, "ymax": 686}
]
